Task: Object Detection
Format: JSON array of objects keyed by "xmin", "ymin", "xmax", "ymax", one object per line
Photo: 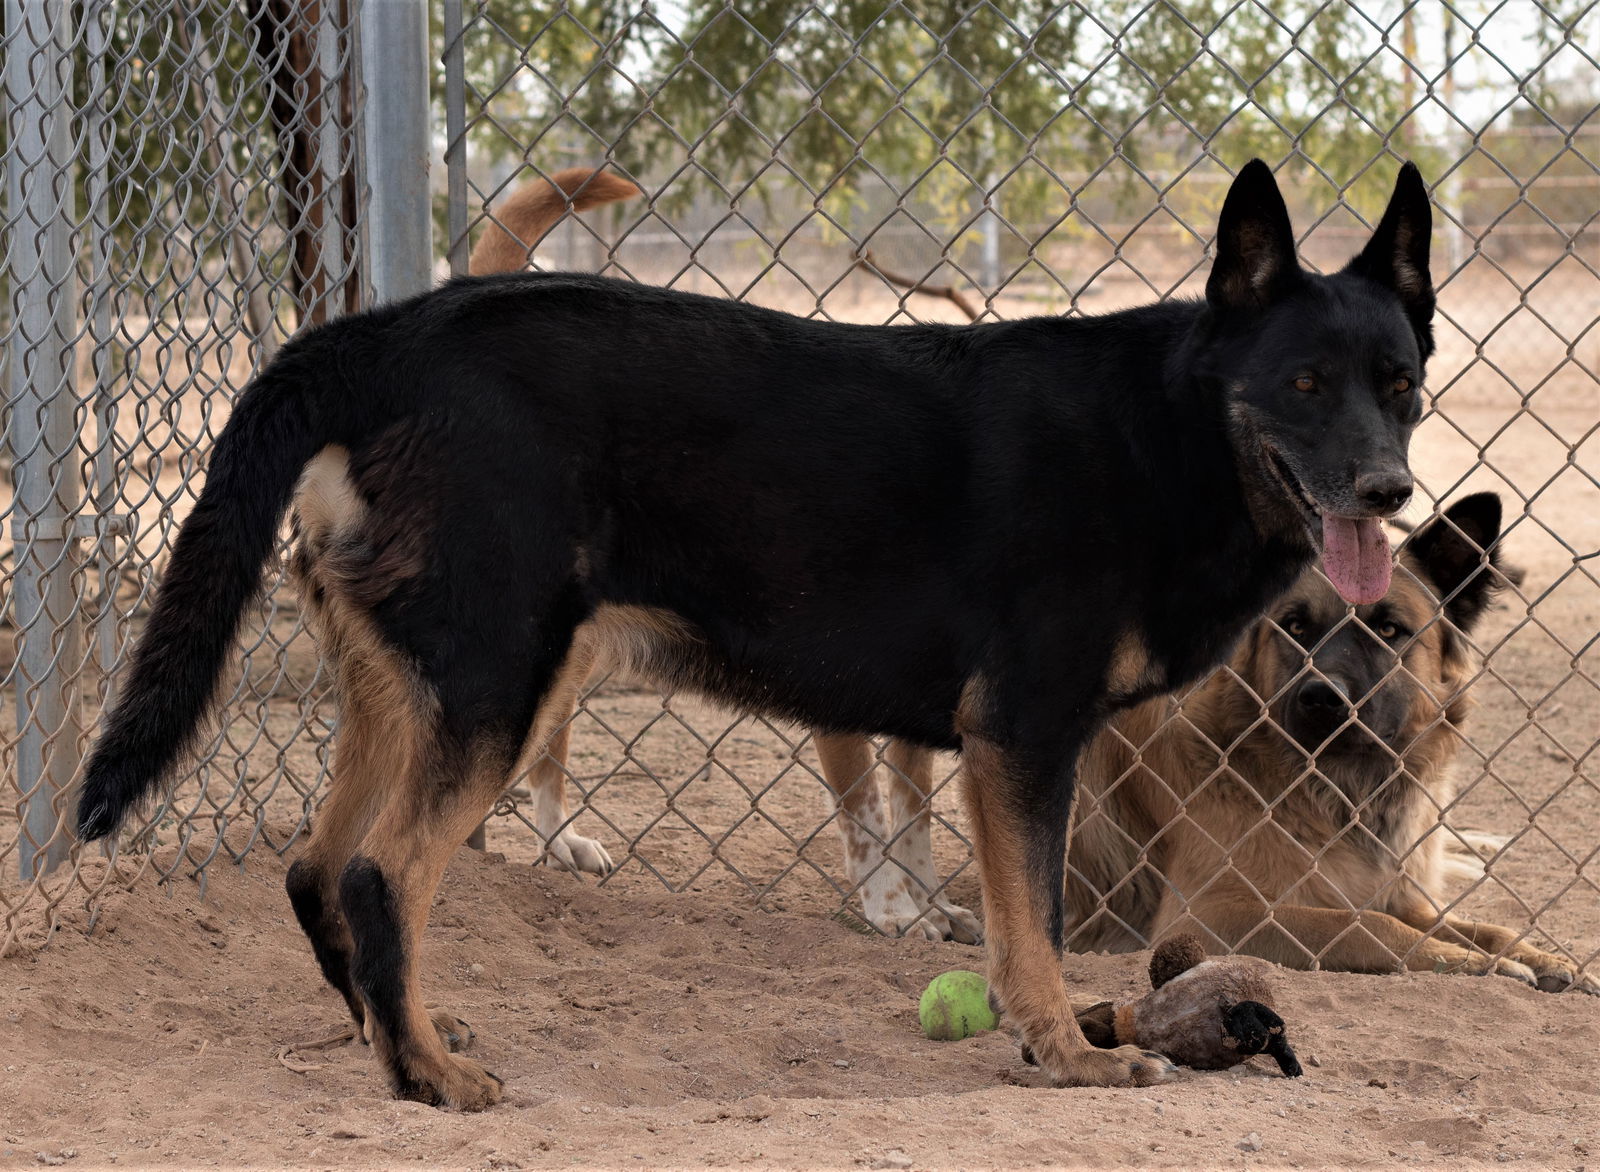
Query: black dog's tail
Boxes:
[{"xmin": 75, "ymin": 336, "xmax": 362, "ymax": 842}]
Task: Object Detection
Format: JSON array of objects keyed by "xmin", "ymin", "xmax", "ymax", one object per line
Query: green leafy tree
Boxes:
[{"xmin": 454, "ymin": 0, "xmax": 1416, "ymax": 234}]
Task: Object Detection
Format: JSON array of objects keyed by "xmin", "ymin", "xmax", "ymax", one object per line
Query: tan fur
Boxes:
[
  {"xmin": 1105, "ymin": 629, "xmax": 1158, "ymax": 697},
  {"xmin": 1112, "ymin": 1001, "xmax": 1139, "ymax": 1046},
  {"xmin": 467, "ymin": 166, "xmax": 640, "ymax": 276},
  {"xmin": 577, "ymin": 603, "xmax": 696, "ymax": 680},
  {"xmin": 1064, "ymin": 560, "xmax": 1595, "ymax": 994},
  {"xmin": 293, "ymin": 448, "xmax": 437, "ymax": 860},
  {"xmin": 960, "ymin": 728, "xmax": 1169, "ymax": 1087}
]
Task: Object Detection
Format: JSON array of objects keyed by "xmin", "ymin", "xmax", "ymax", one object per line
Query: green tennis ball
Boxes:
[{"xmin": 919, "ymin": 970, "xmax": 999, "ymax": 1041}]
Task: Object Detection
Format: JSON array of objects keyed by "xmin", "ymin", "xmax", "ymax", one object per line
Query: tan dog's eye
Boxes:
[
  {"xmin": 1393, "ymin": 376, "xmax": 1413, "ymax": 394},
  {"xmin": 1377, "ymin": 621, "xmax": 1400, "ymax": 639},
  {"xmin": 1283, "ymin": 617, "xmax": 1307, "ymax": 638},
  {"xmin": 1293, "ymin": 375, "xmax": 1315, "ymax": 393}
]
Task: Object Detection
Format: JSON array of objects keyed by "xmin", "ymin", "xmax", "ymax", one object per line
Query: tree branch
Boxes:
[{"xmin": 853, "ymin": 251, "xmax": 981, "ymax": 322}]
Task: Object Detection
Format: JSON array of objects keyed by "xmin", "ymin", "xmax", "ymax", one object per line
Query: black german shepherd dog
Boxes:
[{"xmin": 76, "ymin": 161, "xmax": 1433, "ymax": 1106}]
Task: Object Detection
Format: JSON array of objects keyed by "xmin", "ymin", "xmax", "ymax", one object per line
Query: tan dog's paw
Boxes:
[
  {"xmin": 1431, "ymin": 946, "xmax": 1536, "ymax": 987},
  {"xmin": 1489, "ymin": 956, "xmax": 1539, "ymax": 986},
  {"xmin": 1514, "ymin": 950, "xmax": 1600, "ymax": 995},
  {"xmin": 397, "ymin": 1053, "xmax": 504, "ymax": 1111},
  {"xmin": 1042, "ymin": 1043, "xmax": 1177, "ymax": 1088},
  {"xmin": 429, "ymin": 1009, "xmax": 475, "ymax": 1052}
]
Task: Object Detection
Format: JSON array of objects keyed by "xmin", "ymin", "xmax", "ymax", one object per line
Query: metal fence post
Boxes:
[
  {"xmin": 4, "ymin": 0, "xmax": 82, "ymax": 879},
  {"xmin": 442, "ymin": 0, "xmax": 469, "ymax": 278},
  {"xmin": 360, "ymin": 0, "xmax": 489, "ymax": 849},
  {"xmin": 359, "ymin": 0, "xmax": 433, "ymax": 305}
]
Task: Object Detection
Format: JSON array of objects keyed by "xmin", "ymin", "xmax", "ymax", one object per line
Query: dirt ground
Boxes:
[{"xmin": 3, "ymin": 838, "xmax": 1598, "ymax": 1171}]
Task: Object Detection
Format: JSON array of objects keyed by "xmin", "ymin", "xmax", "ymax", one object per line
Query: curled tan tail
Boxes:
[{"xmin": 468, "ymin": 166, "xmax": 640, "ymax": 275}]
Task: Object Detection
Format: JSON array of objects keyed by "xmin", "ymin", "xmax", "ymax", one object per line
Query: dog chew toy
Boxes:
[{"xmin": 1074, "ymin": 935, "xmax": 1303, "ymax": 1076}]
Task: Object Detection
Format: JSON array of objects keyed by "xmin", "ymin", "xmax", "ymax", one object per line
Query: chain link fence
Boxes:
[
  {"xmin": 1, "ymin": 0, "xmax": 360, "ymax": 940},
  {"xmin": 4, "ymin": 2, "xmax": 1597, "ymax": 987}
]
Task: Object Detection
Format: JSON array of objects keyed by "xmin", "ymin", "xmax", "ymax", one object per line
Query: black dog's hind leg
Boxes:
[
  {"xmin": 333, "ymin": 548, "xmax": 594, "ymax": 1110},
  {"xmin": 283, "ymin": 599, "xmax": 421, "ymax": 1038},
  {"xmin": 956, "ymin": 698, "xmax": 1176, "ymax": 1088},
  {"xmin": 286, "ymin": 857, "xmax": 369, "ymax": 1033},
  {"xmin": 334, "ymin": 690, "xmax": 547, "ymax": 1110}
]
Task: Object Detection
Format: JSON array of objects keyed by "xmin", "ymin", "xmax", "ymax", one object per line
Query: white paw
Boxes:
[
  {"xmin": 881, "ymin": 909, "xmax": 951, "ymax": 942},
  {"xmin": 541, "ymin": 827, "xmax": 614, "ymax": 876},
  {"xmin": 864, "ymin": 887, "xmax": 983, "ymax": 943},
  {"xmin": 933, "ymin": 898, "xmax": 983, "ymax": 945},
  {"xmin": 1481, "ymin": 956, "xmax": 1538, "ymax": 987}
]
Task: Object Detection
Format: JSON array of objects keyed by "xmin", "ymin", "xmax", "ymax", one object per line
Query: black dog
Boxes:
[{"xmin": 77, "ymin": 160, "xmax": 1432, "ymax": 1107}]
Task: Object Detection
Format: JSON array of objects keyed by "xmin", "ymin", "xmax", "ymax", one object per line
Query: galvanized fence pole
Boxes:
[
  {"xmin": 4, "ymin": 0, "xmax": 82, "ymax": 879},
  {"xmin": 361, "ymin": 0, "xmax": 485, "ymax": 847},
  {"xmin": 360, "ymin": 0, "xmax": 433, "ymax": 305},
  {"xmin": 82, "ymin": 0, "xmax": 127, "ymax": 721},
  {"xmin": 442, "ymin": 0, "xmax": 469, "ymax": 278}
]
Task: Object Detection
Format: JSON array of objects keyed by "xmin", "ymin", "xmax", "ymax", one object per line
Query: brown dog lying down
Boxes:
[
  {"xmin": 527, "ymin": 491, "xmax": 1595, "ymax": 994},
  {"xmin": 1065, "ymin": 490, "xmax": 1594, "ymax": 995}
]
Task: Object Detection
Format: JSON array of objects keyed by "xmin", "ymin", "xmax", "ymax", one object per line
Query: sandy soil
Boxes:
[{"xmin": 4, "ymin": 839, "xmax": 1598, "ymax": 1171}]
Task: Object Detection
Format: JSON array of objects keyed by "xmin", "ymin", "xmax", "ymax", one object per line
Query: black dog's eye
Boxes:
[
  {"xmin": 1282, "ymin": 616, "xmax": 1307, "ymax": 638},
  {"xmin": 1293, "ymin": 375, "xmax": 1316, "ymax": 393},
  {"xmin": 1393, "ymin": 376, "xmax": 1413, "ymax": 394}
]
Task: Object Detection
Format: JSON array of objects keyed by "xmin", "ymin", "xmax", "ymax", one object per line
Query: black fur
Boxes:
[
  {"xmin": 337, "ymin": 857, "xmax": 429, "ymax": 1100},
  {"xmin": 75, "ymin": 343, "xmax": 363, "ymax": 841},
  {"xmin": 1222, "ymin": 1000, "xmax": 1303, "ymax": 1077},
  {"xmin": 73, "ymin": 164, "xmax": 1434, "ymax": 1079},
  {"xmin": 285, "ymin": 859, "xmax": 366, "ymax": 1031}
]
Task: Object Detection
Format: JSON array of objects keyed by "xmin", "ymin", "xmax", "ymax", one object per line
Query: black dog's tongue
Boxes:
[{"xmin": 1321, "ymin": 513, "xmax": 1391, "ymax": 605}]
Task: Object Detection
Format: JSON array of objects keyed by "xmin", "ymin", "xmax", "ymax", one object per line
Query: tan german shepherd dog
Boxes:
[{"xmin": 1067, "ymin": 492, "xmax": 1598, "ymax": 994}]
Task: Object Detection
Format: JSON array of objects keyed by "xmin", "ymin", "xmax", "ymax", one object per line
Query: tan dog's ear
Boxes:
[{"xmin": 1403, "ymin": 491, "xmax": 1515, "ymax": 631}]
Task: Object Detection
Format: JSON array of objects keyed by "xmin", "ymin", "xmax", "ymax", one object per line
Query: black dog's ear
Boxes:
[
  {"xmin": 1343, "ymin": 162, "xmax": 1435, "ymax": 358},
  {"xmin": 1405, "ymin": 492, "xmax": 1517, "ymax": 630},
  {"xmin": 1206, "ymin": 159, "xmax": 1300, "ymax": 313}
]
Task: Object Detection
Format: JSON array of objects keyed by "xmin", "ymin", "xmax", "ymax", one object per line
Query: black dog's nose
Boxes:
[
  {"xmin": 1297, "ymin": 679, "xmax": 1349, "ymax": 713},
  {"xmin": 1355, "ymin": 470, "xmax": 1412, "ymax": 514}
]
